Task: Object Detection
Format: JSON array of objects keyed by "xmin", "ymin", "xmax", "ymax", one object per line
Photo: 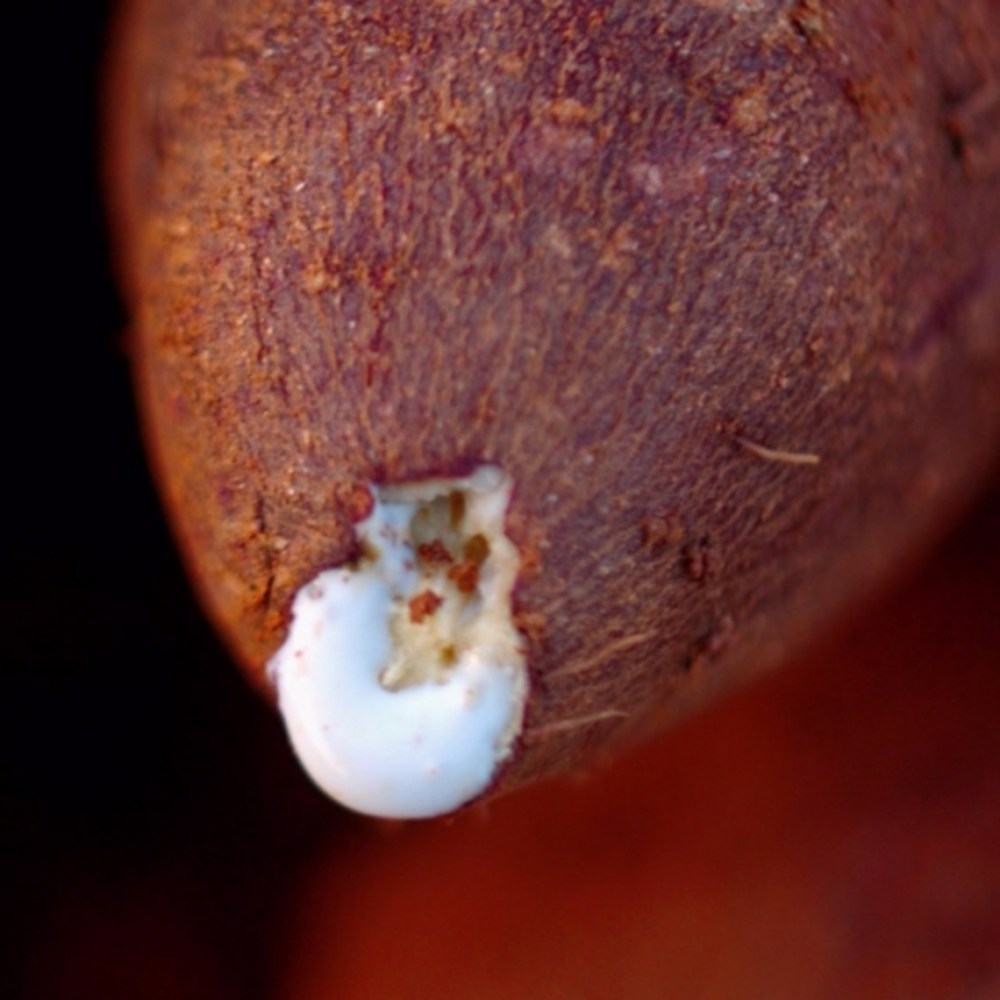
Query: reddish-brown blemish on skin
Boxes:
[
  {"xmin": 447, "ymin": 562, "xmax": 480, "ymax": 594},
  {"xmin": 342, "ymin": 484, "xmax": 375, "ymax": 524},
  {"xmin": 640, "ymin": 510, "xmax": 684, "ymax": 552},
  {"xmin": 514, "ymin": 538, "xmax": 544, "ymax": 582},
  {"xmin": 462, "ymin": 534, "xmax": 490, "ymax": 566},
  {"xmin": 513, "ymin": 609, "xmax": 546, "ymax": 646},
  {"xmin": 682, "ymin": 538, "xmax": 713, "ymax": 583},
  {"xmin": 409, "ymin": 590, "xmax": 443, "ymax": 624},
  {"xmin": 417, "ymin": 540, "xmax": 454, "ymax": 566}
]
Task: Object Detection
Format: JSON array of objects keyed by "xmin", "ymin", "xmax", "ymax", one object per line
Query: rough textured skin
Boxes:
[{"xmin": 109, "ymin": 0, "xmax": 1000, "ymax": 799}]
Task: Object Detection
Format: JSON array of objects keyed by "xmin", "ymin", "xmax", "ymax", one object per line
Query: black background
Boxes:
[{"xmin": 4, "ymin": 6, "xmax": 352, "ymax": 998}]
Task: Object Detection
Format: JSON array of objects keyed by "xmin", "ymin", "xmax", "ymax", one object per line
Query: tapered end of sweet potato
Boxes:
[{"xmin": 108, "ymin": 0, "xmax": 1000, "ymax": 813}]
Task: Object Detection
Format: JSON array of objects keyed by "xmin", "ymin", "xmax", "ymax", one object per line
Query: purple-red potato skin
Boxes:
[{"xmin": 109, "ymin": 0, "xmax": 1000, "ymax": 799}]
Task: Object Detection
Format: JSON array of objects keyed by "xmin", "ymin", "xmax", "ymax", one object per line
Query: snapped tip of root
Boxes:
[{"xmin": 267, "ymin": 466, "xmax": 528, "ymax": 818}]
